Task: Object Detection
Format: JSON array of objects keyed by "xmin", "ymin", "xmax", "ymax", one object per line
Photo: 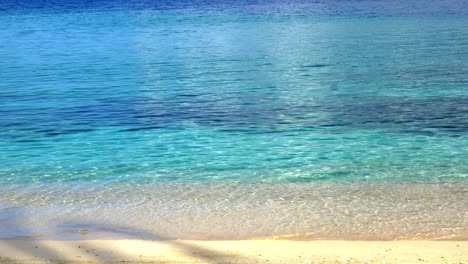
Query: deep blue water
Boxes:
[{"xmin": 1, "ymin": 0, "xmax": 468, "ymax": 184}]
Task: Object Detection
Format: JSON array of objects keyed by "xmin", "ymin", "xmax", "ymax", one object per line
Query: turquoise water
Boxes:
[
  {"xmin": 2, "ymin": 12, "xmax": 468, "ymax": 184},
  {"xmin": 1, "ymin": 1, "xmax": 468, "ymax": 239}
]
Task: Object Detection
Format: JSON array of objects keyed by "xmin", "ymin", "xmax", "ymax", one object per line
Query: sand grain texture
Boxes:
[{"xmin": 0, "ymin": 240, "xmax": 467, "ymax": 263}]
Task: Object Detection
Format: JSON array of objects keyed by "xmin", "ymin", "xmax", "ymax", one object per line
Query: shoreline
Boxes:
[
  {"xmin": 1, "ymin": 239, "xmax": 467, "ymax": 263},
  {"xmin": 2, "ymin": 181, "xmax": 467, "ymax": 241}
]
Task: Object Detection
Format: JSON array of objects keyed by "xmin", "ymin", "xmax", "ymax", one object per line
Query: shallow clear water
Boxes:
[
  {"xmin": 1, "ymin": 182, "xmax": 467, "ymax": 240},
  {"xmin": 1, "ymin": 0, "xmax": 467, "ymax": 239}
]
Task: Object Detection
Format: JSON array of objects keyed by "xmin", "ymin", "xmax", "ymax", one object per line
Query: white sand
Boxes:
[{"xmin": 0, "ymin": 239, "xmax": 467, "ymax": 263}]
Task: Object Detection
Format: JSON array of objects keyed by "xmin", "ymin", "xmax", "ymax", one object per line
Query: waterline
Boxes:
[{"xmin": 1, "ymin": 181, "xmax": 466, "ymax": 240}]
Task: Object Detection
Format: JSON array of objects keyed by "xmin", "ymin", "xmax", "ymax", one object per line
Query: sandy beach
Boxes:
[
  {"xmin": 2, "ymin": 1, "xmax": 468, "ymax": 264},
  {"xmin": 0, "ymin": 239, "xmax": 467, "ymax": 263}
]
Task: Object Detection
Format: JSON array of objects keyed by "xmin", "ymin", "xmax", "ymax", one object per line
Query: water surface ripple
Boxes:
[{"xmin": 1, "ymin": 0, "xmax": 467, "ymax": 239}]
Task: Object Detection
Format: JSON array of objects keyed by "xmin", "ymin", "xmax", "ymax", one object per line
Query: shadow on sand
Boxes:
[{"xmin": 0, "ymin": 207, "xmax": 260, "ymax": 264}]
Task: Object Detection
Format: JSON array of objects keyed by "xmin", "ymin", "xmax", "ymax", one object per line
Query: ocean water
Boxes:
[{"xmin": 1, "ymin": 0, "xmax": 467, "ymax": 240}]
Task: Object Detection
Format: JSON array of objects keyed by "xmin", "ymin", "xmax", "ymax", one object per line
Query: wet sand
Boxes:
[{"xmin": 0, "ymin": 239, "xmax": 467, "ymax": 263}]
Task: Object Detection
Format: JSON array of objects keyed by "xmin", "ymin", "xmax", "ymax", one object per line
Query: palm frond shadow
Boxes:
[{"xmin": 0, "ymin": 208, "xmax": 259, "ymax": 264}]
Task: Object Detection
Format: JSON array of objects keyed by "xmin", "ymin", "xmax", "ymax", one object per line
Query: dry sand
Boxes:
[{"xmin": 0, "ymin": 239, "xmax": 467, "ymax": 263}]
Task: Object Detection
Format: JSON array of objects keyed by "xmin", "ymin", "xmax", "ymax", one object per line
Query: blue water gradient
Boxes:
[{"xmin": 1, "ymin": 1, "xmax": 468, "ymax": 184}]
